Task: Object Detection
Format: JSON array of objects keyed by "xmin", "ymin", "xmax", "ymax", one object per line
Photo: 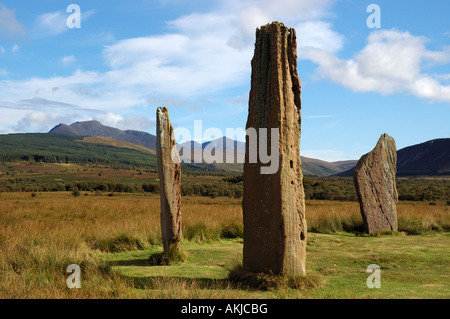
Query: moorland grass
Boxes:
[{"xmin": 0, "ymin": 192, "xmax": 448, "ymax": 298}]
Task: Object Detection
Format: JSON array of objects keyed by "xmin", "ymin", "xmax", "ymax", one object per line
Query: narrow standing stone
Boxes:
[
  {"xmin": 353, "ymin": 133, "xmax": 398, "ymax": 233},
  {"xmin": 156, "ymin": 107, "xmax": 183, "ymax": 259},
  {"xmin": 243, "ymin": 22, "xmax": 307, "ymax": 276}
]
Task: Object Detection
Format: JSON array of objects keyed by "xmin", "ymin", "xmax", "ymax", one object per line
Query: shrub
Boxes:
[
  {"xmin": 72, "ymin": 190, "xmax": 81, "ymax": 197},
  {"xmin": 221, "ymin": 222, "xmax": 244, "ymax": 239}
]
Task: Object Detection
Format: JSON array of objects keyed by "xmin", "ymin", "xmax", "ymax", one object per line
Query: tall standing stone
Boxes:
[
  {"xmin": 353, "ymin": 133, "xmax": 398, "ymax": 233},
  {"xmin": 243, "ymin": 22, "xmax": 306, "ymax": 276},
  {"xmin": 156, "ymin": 107, "xmax": 183, "ymax": 258}
]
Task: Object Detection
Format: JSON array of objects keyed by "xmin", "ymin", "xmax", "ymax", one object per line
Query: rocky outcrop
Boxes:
[
  {"xmin": 243, "ymin": 22, "xmax": 307, "ymax": 276},
  {"xmin": 353, "ymin": 133, "xmax": 398, "ymax": 233},
  {"xmin": 156, "ymin": 107, "xmax": 183, "ymax": 258}
]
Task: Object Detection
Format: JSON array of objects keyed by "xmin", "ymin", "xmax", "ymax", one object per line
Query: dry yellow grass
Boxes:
[{"xmin": 0, "ymin": 192, "xmax": 448, "ymax": 298}]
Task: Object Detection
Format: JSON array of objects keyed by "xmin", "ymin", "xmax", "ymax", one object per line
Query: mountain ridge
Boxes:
[
  {"xmin": 336, "ymin": 138, "xmax": 450, "ymax": 176},
  {"xmin": 49, "ymin": 120, "xmax": 157, "ymax": 150},
  {"xmin": 46, "ymin": 121, "xmax": 449, "ymax": 176}
]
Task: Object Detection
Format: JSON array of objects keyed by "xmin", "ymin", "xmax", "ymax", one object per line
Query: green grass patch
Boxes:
[{"xmin": 102, "ymin": 233, "xmax": 450, "ymax": 298}]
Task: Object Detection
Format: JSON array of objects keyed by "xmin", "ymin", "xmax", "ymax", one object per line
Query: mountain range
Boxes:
[{"xmin": 0, "ymin": 120, "xmax": 447, "ymax": 176}]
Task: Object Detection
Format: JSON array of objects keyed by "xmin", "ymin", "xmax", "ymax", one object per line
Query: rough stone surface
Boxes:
[
  {"xmin": 156, "ymin": 107, "xmax": 182, "ymax": 254},
  {"xmin": 243, "ymin": 22, "xmax": 307, "ymax": 276},
  {"xmin": 353, "ymin": 133, "xmax": 398, "ymax": 233}
]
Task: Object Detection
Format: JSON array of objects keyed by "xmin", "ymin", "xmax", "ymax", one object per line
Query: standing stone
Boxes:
[
  {"xmin": 243, "ymin": 22, "xmax": 306, "ymax": 276},
  {"xmin": 156, "ymin": 107, "xmax": 183, "ymax": 258},
  {"xmin": 353, "ymin": 133, "xmax": 398, "ymax": 233}
]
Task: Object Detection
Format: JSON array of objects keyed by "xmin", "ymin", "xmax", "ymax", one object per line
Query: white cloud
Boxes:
[
  {"xmin": 0, "ymin": 69, "xmax": 7, "ymax": 77},
  {"xmin": 0, "ymin": 46, "xmax": 5, "ymax": 54},
  {"xmin": 0, "ymin": 0, "xmax": 343, "ymax": 128},
  {"xmin": 16, "ymin": 111, "xmax": 66, "ymax": 132},
  {"xmin": 304, "ymin": 29, "xmax": 450, "ymax": 102},
  {"xmin": 94, "ymin": 112, "xmax": 155, "ymax": 131},
  {"xmin": 35, "ymin": 11, "xmax": 67, "ymax": 36},
  {"xmin": 61, "ymin": 55, "xmax": 76, "ymax": 65},
  {"xmin": 34, "ymin": 9, "xmax": 95, "ymax": 37},
  {"xmin": 0, "ymin": 5, "xmax": 26, "ymax": 38},
  {"xmin": 296, "ymin": 21, "xmax": 343, "ymax": 53},
  {"xmin": 11, "ymin": 44, "xmax": 19, "ymax": 52}
]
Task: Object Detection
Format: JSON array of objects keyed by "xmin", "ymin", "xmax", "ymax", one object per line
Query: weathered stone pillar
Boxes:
[
  {"xmin": 243, "ymin": 22, "xmax": 307, "ymax": 276},
  {"xmin": 156, "ymin": 107, "xmax": 183, "ymax": 259},
  {"xmin": 353, "ymin": 133, "xmax": 398, "ymax": 233}
]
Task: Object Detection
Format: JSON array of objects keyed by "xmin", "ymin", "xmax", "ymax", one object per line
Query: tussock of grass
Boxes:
[
  {"xmin": 228, "ymin": 264, "xmax": 325, "ymax": 291},
  {"xmin": 398, "ymin": 215, "xmax": 446, "ymax": 234},
  {"xmin": 88, "ymin": 233, "xmax": 146, "ymax": 252},
  {"xmin": 183, "ymin": 223, "xmax": 221, "ymax": 242},
  {"xmin": 148, "ymin": 245, "xmax": 186, "ymax": 266},
  {"xmin": 220, "ymin": 221, "xmax": 244, "ymax": 239}
]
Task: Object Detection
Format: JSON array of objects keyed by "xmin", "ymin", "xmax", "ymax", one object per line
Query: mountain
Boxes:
[
  {"xmin": 396, "ymin": 138, "xmax": 450, "ymax": 176},
  {"xmin": 336, "ymin": 138, "xmax": 450, "ymax": 176},
  {"xmin": 49, "ymin": 121, "xmax": 157, "ymax": 150}
]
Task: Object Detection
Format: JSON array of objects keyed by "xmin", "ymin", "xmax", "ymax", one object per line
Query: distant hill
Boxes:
[
  {"xmin": 396, "ymin": 138, "xmax": 450, "ymax": 176},
  {"xmin": 49, "ymin": 121, "xmax": 157, "ymax": 150},
  {"xmin": 336, "ymin": 138, "xmax": 450, "ymax": 176},
  {"xmin": 0, "ymin": 133, "xmax": 157, "ymax": 167},
  {"xmin": 9, "ymin": 121, "xmax": 449, "ymax": 176},
  {"xmin": 48, "ymin": 121, "xmax": 355, "ymax": 175},
  {"xmin": 301, "ymin": 157, "xmax": 358, "ymax": 176}
]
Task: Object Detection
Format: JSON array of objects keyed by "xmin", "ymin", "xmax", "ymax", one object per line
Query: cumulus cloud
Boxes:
[
  {"xmin": 15, "ymin": 111, "xmax": 72, "ymax": 132},
  {"xmin": 304, "ymin": 29, "xmax": 450, "ymax": 102},
  {"xmin": 295, "ymin": 21, "xmax": 343, "ymax": 53},
  {"xmin": 0, "ymin": 4, "xmax": 26, "ymax": 38}
]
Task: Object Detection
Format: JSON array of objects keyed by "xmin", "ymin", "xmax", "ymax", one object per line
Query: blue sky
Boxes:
[{"xmin": 0, "ymin": 0, "xmax": 449, "ymax": 161}]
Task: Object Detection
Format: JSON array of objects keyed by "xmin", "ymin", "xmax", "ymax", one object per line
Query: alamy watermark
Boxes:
[
  {"xmin": 66, "ymin": 264, "xmax": 81, "ymax": 289},
  {"xmin": 66, "ymin": 4, "xmax": 82, "ymax": 29},
  {"xmin": 366, "ymin": 4, "xmax": 381, "ymax": 29},
  {"xmin": 171, "ymin": 121, "xmax": 280, "ymax": 175},
  {"xmin": 366, "ymin": 264, "xmax": 381, "ymax": 288}
]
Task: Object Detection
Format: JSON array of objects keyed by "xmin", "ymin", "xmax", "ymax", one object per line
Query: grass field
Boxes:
[{"xmin": 0, "ymin": 192, "xmax": 448, "ymax": 298}]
